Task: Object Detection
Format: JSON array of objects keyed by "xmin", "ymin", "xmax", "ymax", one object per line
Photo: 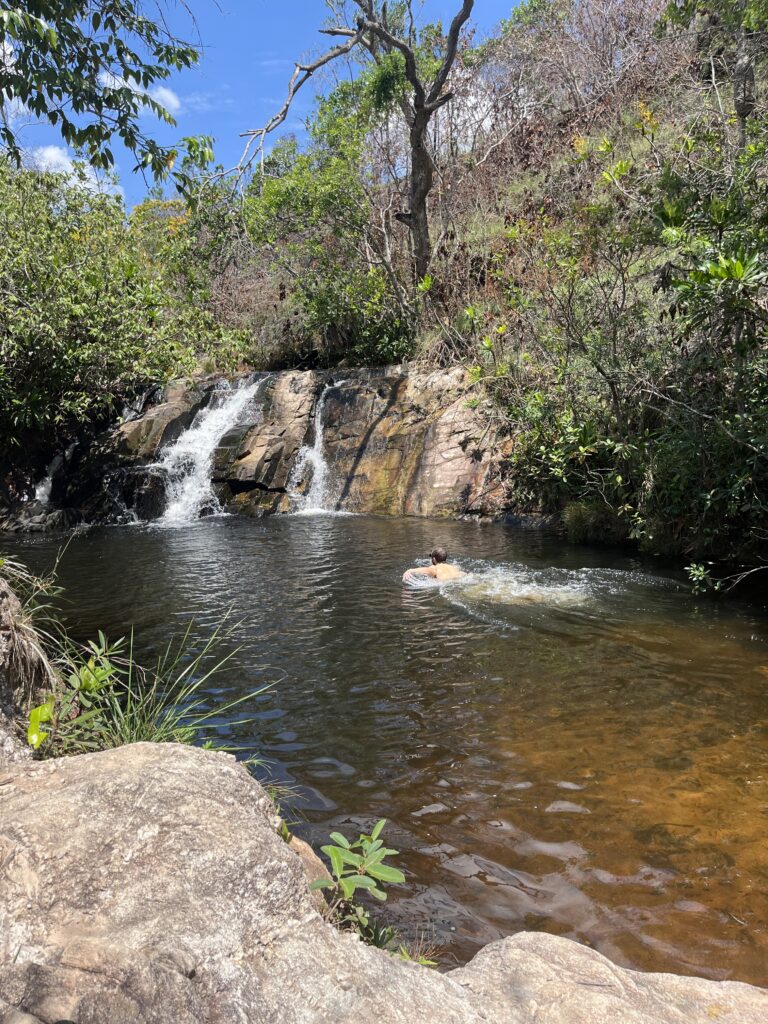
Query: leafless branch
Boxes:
[{"xmin": 227, "ymin": 28, "xmax": 365, "ymax": 183}]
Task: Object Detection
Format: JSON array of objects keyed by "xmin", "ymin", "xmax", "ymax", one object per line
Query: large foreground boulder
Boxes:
[{"xmin": 0, "ymin": 743, "xmax": 764, "ymax": 1024}]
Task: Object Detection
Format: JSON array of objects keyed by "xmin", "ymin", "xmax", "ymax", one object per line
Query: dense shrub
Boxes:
[{"xmin": 0, "ymin": 162, "xmax": 195, "ymax": 467}]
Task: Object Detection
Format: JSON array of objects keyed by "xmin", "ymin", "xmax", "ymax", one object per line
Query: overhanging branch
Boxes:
[{"xmin": 231, "ymin": 28, "xmax": 365, "ymax": 180}]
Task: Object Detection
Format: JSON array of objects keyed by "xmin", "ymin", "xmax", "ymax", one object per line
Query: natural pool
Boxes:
[{"xmin": 7, "ymin": 514, "xmax": 768, "ymax": 984}]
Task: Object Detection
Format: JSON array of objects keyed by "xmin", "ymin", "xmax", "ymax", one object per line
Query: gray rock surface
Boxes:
[{"xmin": 0, "ymin": 742, "xmax": 764, "ymax": 1024}]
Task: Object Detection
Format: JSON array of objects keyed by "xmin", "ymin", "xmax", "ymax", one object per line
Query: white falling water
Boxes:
[
  {"xmin": 33, "ymin": 443, "xmax": 75, "ymax": 506},
  {"xmin": 289, "ymin": 381, "xmax": 348, "ymax": 514},
  {"xmin": 34, "ymin": 461, "xmax": 58, "ymax": 505},
  {"xmin": 158, "ymin": 379, "xmax": 261, "ymax": 525}
]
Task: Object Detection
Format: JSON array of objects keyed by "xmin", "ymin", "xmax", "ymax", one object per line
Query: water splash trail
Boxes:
[{"xmin": 158, "ymin": 378, "xmax": 263, "ymax": 525}]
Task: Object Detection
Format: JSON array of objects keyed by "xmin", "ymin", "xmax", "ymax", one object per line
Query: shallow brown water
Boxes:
[{"xmin": 7, "ymin": 515, "xmax": 768, "ymax": 983}]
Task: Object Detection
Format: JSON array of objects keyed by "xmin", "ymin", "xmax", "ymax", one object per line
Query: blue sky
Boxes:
[{"xmin": 22, "ymin": 1, "xmax": 515, "ymax": 205}]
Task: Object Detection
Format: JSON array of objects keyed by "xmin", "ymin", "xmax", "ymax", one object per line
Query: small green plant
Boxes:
[
  {"xmin": 685, "ymin": 563, "xmax": 721, "ymax": 596},
  {"xmin": 395, "ymin": 942, "xmax": 439, "ymax": 967},
  {"xmin": 310, "ymin": 818, "xmax": 406, "ymax": 941},
  {"xmin": 26, "ymin": 631, "xmax": 123, "ymax": 750},
  {"xmin": 26, "ymin": 619, "xmax": 268, "ymax": 759}
]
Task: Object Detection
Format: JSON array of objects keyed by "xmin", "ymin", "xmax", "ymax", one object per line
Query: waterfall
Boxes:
[
  {"xmin": 34, "ymin": 460, "xmax": 58, "ymax": 505},
  {"xmin": 289, "ymin": 381, "xmax": 347, "ymax": 514},
  {"xmin": 158, "ymin": 378, "xmax": 262, "ymax": 525},
  {"xmin": 33, "ymin": 443, "xmax": 75, "ymax": 506}
]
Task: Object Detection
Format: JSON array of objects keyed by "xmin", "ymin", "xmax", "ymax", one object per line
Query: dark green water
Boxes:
[{"xmin": 7, "ymin": 514, "xmax": 768, "ymax": 983}]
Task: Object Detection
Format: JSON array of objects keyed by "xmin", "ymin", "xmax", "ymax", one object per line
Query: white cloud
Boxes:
[
  {"xmin": 98, "ymin": 71, "xmax": 182, "ymax": 118},
  {"xmin": 149, "ymin": 85, "xmax": 181, "ymax": 115},
  {"xmin": 27, "ymin": 145, "xmax": 123, "ymax": 197},
  {"xmin": 184, "ymin": 91, "xmax": 234, "ymax": 115},
  {"xmin": 29, "ymin": 145, "xmax": 75, "ymax": 175},
  {"xmin": 255, "ymin": 58, "xmax": 292, "ymax": 69},
  {"xmin": 1, "ymin": 41, "xmax": 28, "ymax": 125}
]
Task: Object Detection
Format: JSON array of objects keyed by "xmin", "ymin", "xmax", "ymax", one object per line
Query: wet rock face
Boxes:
[
  {"xmin": 214, "ymin": 370, "xmax": 318, "ymax": 515},
  {"xmin": 57, "ymin": 380, "xmax": 213, "ymax": 525},
  {"xmin": 0, "ymin": 742, "xmax": 765, "ymax": 1024},
  {"xmin": 0, "ymin": 503, "xmax": 81, "ymax": 533},
  {"xmin": 214, "ymin": 367, "xmax": 506, "ymax": 519},
  {"xmin": 2, "ymin": 366, "xmax": 511, "ymax": 529},
  {"xmin": 317, "ymin": 368, "xmax": 504, "ymax": 517}
]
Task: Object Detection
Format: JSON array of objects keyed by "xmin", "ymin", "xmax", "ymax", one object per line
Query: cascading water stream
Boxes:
[
  {"xmin": 157, "ymin": 378, "xmax": 263, "ymax": 525},
  {"xmin": 289, "ymin": 381, "xmax": 346, "ymax": 514},
  {"xmin": 34, "ymin": 458, "xmax": 59, "ymax": 506},
  {"xmin": 33, "ymin": 443, "xmax": 76, "ymax": 506}
]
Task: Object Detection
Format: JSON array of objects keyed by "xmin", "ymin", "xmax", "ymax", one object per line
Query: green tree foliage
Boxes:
[
  {"xmin": 483, "ymin": 90, "xmax": 768, "ymax": 561},
  {"xmin": 665, "ymin": 0, "xmax": 768, "ymax": 35},
  {"xmin": 1, "ymin": 0, "xmax": 766, "ymax": 576},
  {"xmin": 0, "ymin": 160, "xmax": 194, "ymax": 462},
  {"xmin": 0, "ymin": 1, "xmax": 199, "ymax": 176},
  {"xmin": 244, "ymin": 78, "xmax": 413, "ymax": 366}
]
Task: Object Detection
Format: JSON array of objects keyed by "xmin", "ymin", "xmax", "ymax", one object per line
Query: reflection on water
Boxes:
[{"xmin": 6, "ymin": 516, "xmax": 768, "ymax": 984}]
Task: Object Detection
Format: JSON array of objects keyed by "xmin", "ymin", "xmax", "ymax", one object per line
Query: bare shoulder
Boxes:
[
  {"xmin": 403, "ymin": 566, "xmax": 435, "ymax": 582},
  {"xmin": 435, "ymin": 563, "xmax": 464, "ymax": 580}
]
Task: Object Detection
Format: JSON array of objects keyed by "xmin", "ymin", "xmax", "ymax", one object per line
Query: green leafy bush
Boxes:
[
  {"xmin": 0, "ymin": 161, "xmax": 195, "ymax": 462},
  {"xmin": 484, "ymin": 89, "xmax": 768, "ymax": 564},
  {"xmin": 311, "ymin": 819, "xmax": 406, "ymax": 941}
]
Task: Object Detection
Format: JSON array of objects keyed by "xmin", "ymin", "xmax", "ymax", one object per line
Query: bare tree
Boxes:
[
  {"xmin": 491, "ymin": 0, "xmax": 678, "ymax": 123},
  {"xmin": 236, "ymin": 0, "xmax": 474, "ymax": 281}
]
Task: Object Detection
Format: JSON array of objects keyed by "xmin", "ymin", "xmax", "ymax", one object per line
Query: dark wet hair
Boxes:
[{"xmin": 430, "ymin": 547, "xmax": 447, "ymax": 563}]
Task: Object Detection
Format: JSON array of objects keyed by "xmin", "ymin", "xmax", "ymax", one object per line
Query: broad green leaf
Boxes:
[
  {"xmin": 337, "ymin": 849, "xmax": 364, "ymax": 868},
  {"xmin": 367, "ymin": 863, "xmax": 405, "ymax": 884},
  {"xmin": 370, "ymin": 819, "xmax": 386, "ymax": 841}
]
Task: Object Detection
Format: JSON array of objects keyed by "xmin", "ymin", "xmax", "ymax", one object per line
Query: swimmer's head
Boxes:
[{"xmin": 430, "ymin": 547, "xmax": 448, "ymax": 564}]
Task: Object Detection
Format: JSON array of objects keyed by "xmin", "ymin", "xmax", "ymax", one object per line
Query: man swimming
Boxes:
[{"xmin": 402, "ymin": 546, "xmax": 465, "ymax": 584}]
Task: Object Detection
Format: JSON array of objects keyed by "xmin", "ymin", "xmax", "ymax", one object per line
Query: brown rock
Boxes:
[
  {"xmin": 115, "ymin": 380, "xmax": 207, "ymax": 460},
  {"xmin": 315, "ymin": 368, "xmax": 505, "ymax": 517},
  {"xmin": 288, "ymin": 834, "xmax": 333, "ymax": 915},
  {"xmin": 216, "ymin": 371, "xmax": 318, "ymax": 513}
]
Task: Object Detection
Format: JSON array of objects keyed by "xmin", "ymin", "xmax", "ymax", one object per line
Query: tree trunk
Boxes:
[{"xmin": 409, "ymin": 112, "xmax": 434, "ymax": 282}]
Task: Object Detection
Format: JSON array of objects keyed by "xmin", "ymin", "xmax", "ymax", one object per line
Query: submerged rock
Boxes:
[{"xmin": 0, "ymin": 742, "xmax": 764, "ymax": 1023}]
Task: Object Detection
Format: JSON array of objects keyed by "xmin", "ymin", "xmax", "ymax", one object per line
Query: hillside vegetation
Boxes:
[{"xmin": 1, "ymin": 0, "xmax": 766, "ymax": 578}]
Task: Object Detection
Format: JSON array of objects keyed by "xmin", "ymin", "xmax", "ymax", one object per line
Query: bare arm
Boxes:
[{"xmin": 402, "ymin": 566, "xmax": 437, "ymax": 582}]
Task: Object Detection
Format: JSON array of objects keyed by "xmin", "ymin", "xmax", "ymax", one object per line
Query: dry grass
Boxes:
[{"xmin": 0, "ymin": 556, "xmax": 61, "ymax": 710}]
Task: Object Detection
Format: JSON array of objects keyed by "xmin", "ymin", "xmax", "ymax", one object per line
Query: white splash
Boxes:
[
  {"xmin": 454, "ymin": 569, "xmax": 591, "ymax": 610},
  {"xmin": 34, "ymin": 463, "xmax": 57, "ymax": 505},
  {"xmin": 158, "ymin": 379, "xmax": 261, "ymax": 525}
]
